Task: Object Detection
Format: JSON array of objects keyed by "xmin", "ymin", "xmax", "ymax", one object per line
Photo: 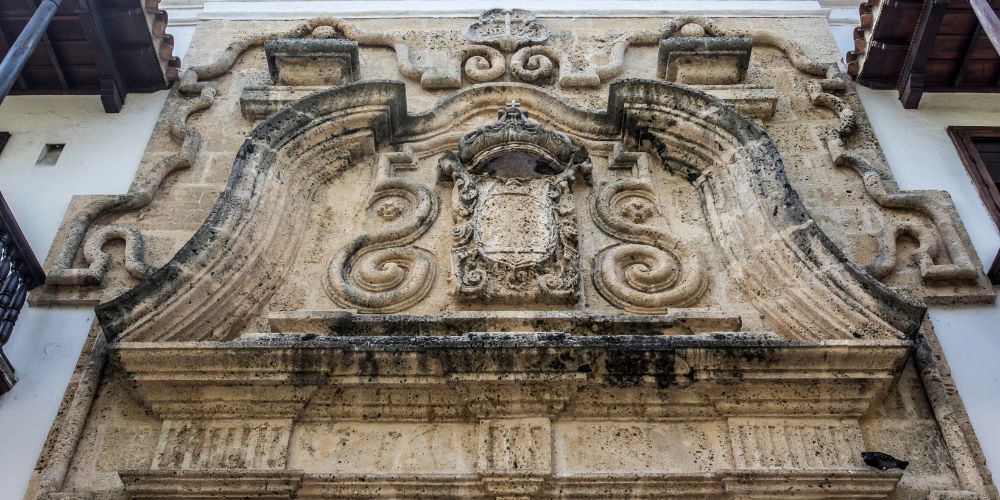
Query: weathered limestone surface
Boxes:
[{"xmin": 25, "ymin": 11, "xmax": 997, "ymax": 500}]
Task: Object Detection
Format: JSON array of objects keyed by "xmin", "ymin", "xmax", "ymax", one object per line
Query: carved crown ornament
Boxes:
[
  {"xmin": 437, "ymin": 101, "xmax": 591, "ymax": 306},
  {"xmin": 466, "ymin": 9, "xmax": 550, "ymax": 52}
]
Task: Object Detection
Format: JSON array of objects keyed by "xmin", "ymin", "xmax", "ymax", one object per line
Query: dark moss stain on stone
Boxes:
[{"xmin": 604, "ymin": 349, "xmax": 676, "ymax": 389}]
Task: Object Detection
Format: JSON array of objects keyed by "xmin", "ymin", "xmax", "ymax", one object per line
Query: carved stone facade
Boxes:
[{"xmin": 23, "ymin": 11, "xmax": 997, "ymax": 500}]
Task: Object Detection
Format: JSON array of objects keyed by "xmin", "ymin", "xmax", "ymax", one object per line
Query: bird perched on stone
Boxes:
[{"xmin": 862, "ymin": 451, "xmax": 909, "ymax": 470}]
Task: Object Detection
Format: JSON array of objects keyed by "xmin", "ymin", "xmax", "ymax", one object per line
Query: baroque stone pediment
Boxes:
[
  {"xmin": 32, "ymin": 14, "xmax": 994, "ymax": 310},
  {"xmin": 28, "ymin": 14, "xmax": 999, "ymax": 500},
  {"xmin": 92, "ymin": 80, "xmax": 922, "ymax": 344}
]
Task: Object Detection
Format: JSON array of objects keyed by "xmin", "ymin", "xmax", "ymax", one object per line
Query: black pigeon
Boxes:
[{"xmin": 862, "ymin": 451, "xmax": 909, "ymax": 471}]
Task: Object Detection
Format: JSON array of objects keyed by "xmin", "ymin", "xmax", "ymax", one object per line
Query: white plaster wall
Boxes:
[
  {"xmin": 0, "ymin": 24, "xmax": 194, "ymax": 500},
  {"xmin": 857, "ymin": 89, "xmax": 1000, "ymax": 476},
  {"xmin": 0, "ymin": 93, "xmax": 168, "ymax": 500},
  {"xmin": 830, "ymin": 23, "xmax": 1000, "ymax": 477}
]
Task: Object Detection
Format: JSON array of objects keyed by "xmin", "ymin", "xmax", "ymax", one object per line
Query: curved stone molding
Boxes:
[
  {"xmin": 92, "ymin": 80, "xmax": 924, "ymax": 343},
  {"xmin": 325, "ymin": 152, "xmax": 440, "ymax": 313},
  {"xmin": 97, "ymin": 82, "xmax": 407, "ymax": 341},
  {"xmin": 605, "ymin": 79, "xmax": 923, "ymax": 339},
  {"xmin": 591, "ymin": 178, "xmax": 707, "ymax": 312},
  {"xmin": 811, "ymin": 76, "xmax": 992, "ymax": 302}
]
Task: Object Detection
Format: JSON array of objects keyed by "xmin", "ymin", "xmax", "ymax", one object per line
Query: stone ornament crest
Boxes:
[
  {"xmin": 466, "ymin": 8, "xmax": 550, "ymax": 52},
  {"xmin": 438, "ymin": 101, "xmax": 591, "ymax": 305}
]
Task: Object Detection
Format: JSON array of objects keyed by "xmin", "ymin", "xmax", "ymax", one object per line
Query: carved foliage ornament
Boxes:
[
  {"xmin": 466, "ymin": 9, "xmax": 550, "ymax": 53},
  {"xmin": 439, "ymin": 101, "xmax": 591, "ymax": 305}
]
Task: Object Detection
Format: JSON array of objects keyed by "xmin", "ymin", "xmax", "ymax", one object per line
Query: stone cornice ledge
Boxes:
[
  {"xmin": 113, "ymin": 333, "xmax": 912, "ymax": 420},
  {"xmin": 196, "ymin": 0, "xmax": 829, "ymax": 21},
  {"xmin": 118, "ymin": 469, "xmax": 905, "ymax": 499}
]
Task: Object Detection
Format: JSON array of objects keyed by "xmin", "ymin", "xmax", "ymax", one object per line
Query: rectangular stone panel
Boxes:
[
  {"xmin": 553, "ymin": 421, "xmax": 731, "ymax": 474},
  {"xmin": 152, "ymin": 419, "xmax": 292, "ymax": 470},
  {"xmin": 288, "ymin": 422, "xmax": 477, "ymax": 474},
  {"xmin": 477, "ymin": 418, "xmax": 552, "ymax": 474},
  {"xmin": 727, "ymin": 418, "xmax": 865, "ymax": 470}
]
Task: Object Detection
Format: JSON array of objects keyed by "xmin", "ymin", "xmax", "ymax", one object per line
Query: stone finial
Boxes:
[{"xmin": 467, "ymin": 9, "xmax": 549, "ymax": 52}]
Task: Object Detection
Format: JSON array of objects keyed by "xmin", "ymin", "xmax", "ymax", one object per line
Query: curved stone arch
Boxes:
[
  {"xmin": 396, "ymin": 81, "xmax": 924, "ymax": 339},
  {"xmin": 610, "ymin": 80, "xmax": 924, "ymax": 339},
  {"xmin": 97, "ymin": 79, "xmax": 923, "ymax": 342}
]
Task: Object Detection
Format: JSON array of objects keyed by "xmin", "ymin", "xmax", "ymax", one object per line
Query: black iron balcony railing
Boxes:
[{"xmin": 0, "ymin": 192, "xmax": 45, "ymax": 395}]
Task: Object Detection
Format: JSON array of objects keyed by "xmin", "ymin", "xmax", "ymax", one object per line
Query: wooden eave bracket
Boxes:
[{"xmin": 76, "ymin": 0, "xmax": 126, "ymax": 112}]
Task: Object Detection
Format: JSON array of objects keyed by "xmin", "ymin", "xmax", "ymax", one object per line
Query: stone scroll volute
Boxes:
[
  {"xmin": 589, "ymin": 147, "xmax": 708, "ymax": 313},
  {"xmin": 325, "ymin": 148, "xmax": 440, "ymax": 313}
]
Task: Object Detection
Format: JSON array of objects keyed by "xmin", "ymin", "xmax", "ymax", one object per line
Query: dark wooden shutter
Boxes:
[{"xmin": 949, "ymin": 126, "xmax": 1000, "ymax": 284}]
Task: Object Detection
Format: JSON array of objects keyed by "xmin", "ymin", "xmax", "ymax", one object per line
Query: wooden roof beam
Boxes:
[
  {"xmin": 897, "ymin": 0, "xmax": 950, "ymax": 109},
  {"xmin": 29, "ymin": 0, "xmax": 69, "ymax": 90},
  {"xmin": 0, "ymin": 0, "xmax": 63, "ymax": 106},
  {"xmin": 76, "ymin": 0, "xmax": 125, "ymax": 112},
  {"xmin": 970, "ymin": 0, "xmax": 1000, "ymax": 58},
  {"xmin": 956, "ymin": 26, "xmax": 983, "ymax": 86}
]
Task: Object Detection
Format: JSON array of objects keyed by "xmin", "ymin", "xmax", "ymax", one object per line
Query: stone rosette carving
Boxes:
[
  {"xmin": 467, "ymin": 8, "xmax": 549, "ymax": 52},
  {"xmin": 439, "ymin": 101, "xmax": 590, "ymax": 305}
]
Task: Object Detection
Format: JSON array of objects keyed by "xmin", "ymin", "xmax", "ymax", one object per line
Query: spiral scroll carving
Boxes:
[
  {"xmin": 510, "ymin": 46, "xmax": 558, "ymax": 83},
  {"xmin": 326, "ymin": 177, "xmax": 440, "ymax": 313},
  {"xmin": 461, "ymin": 45, "xmax": 506, "ymax": 83},
  {"xmin": 591, "ymin": 178, "xmax": 707, "ymax": 312}
]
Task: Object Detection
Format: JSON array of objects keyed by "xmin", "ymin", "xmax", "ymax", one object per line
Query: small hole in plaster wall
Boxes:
[{"xmin": 37, "ymin": 143, "xmax": 65, "ymax": 166}]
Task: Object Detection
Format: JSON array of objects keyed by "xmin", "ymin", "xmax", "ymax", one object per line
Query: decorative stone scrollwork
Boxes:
[
  {"xmin": 591, "ymin": 150, "xmax": 707, "ymax": 313},
  {"xmin": 50, "ymin": 225, "xmax": 152, "ymax": 286},
  {"xmin": 438, "ymin": 101, "xmax": 591, "ymax": 305},
  {"xmin": 460, "ymin": 45, "xmax": 507, "ymax": 83},
  {"xmin": 510, "ymin": 46, "xmax": 558, "ymax": 84},
  {"xmin": 466, "ymin": 9, "xmax": 549, "ymax": 52},
  {"xmin": 325, "ymin": 149, "xmax": 440, "ymax": 313},
  {"xmin": 812, "ymin": 75, "xmax": 991, "ymax": 301}
]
